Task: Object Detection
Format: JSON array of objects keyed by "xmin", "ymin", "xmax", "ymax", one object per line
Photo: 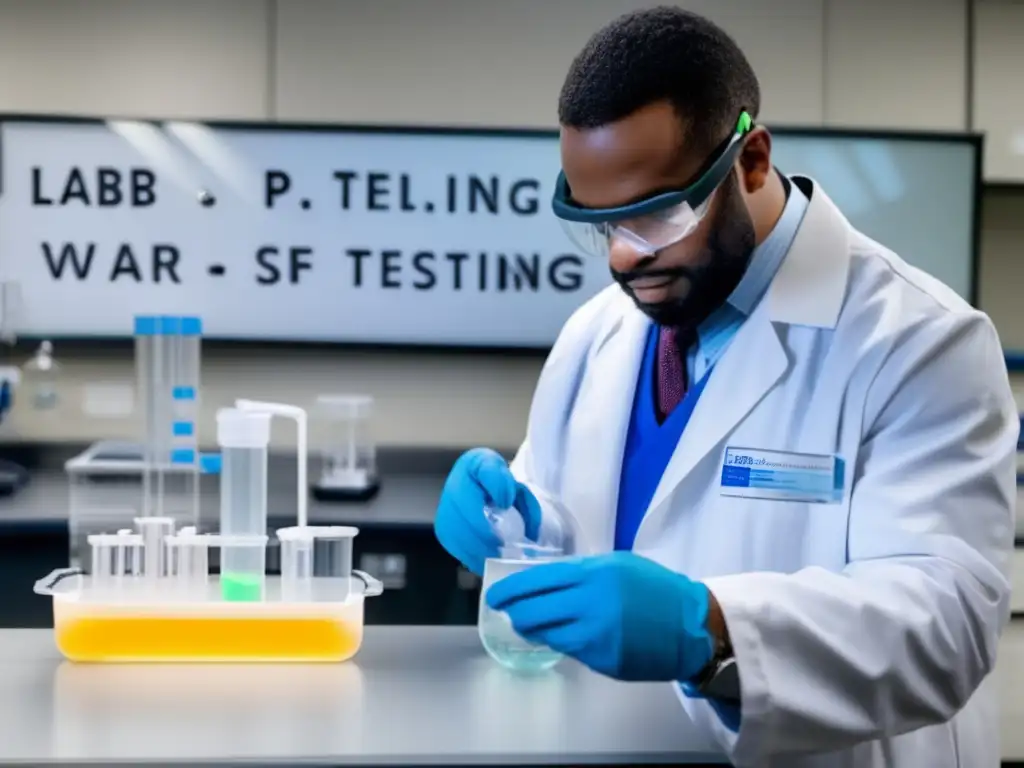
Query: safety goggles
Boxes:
[{"xmin": 551, "ymin": 112, "xmax": 755, "ymax": 258}]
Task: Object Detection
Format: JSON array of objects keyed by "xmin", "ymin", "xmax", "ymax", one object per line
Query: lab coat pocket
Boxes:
[{"xmin": 712, "ymin": 494, "xmax": 849, "ymax": 574}]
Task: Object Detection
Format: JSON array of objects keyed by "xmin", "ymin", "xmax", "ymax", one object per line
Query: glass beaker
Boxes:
[
  {"xmin": 478, "ymin": 543, "xmax": 566, "ymax": 674},
  {"xmin": 277, "ymin": 525, "xmax": 358, "ymax": 603},
  {"xmin": 315, "ymin": 394, "xmax": 376, "ymax": 491}
]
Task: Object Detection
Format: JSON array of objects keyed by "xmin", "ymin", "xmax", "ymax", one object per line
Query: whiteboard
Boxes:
[{"xmin": 0, "ymin": 118, "xmax": 979, "ymax": 348}]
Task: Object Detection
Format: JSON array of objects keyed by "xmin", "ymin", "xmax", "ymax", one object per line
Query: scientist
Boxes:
[{"xmin": 434, "ymin": 6, "xmax": 1018, "ymax": 767}]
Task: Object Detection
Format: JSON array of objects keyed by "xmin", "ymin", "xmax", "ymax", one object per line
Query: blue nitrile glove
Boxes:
[
  {"xmin": 486, "ymin": 551, "xmax": 714, "ymax": 682},
  {"xmin": 434, "ymin": 447, "xmax": 543, "ymax": 576}
]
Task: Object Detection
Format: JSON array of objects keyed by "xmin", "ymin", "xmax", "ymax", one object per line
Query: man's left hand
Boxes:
[{"xmin": 485, "ymin": 551, "xmax": 715, "ymax": 681}]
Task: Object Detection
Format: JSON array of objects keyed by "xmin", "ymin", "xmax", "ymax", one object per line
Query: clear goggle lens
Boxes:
[{"xmin": 559, "ymin": 193, "xmax": 715, "ymax": 258}]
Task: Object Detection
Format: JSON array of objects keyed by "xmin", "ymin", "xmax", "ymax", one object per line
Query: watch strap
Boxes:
[{"xmin": 692, "ymin": 629, "xmax": 737, "ymax": 698}]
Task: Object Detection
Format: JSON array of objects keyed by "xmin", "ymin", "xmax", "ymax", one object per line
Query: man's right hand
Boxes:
[{"xmin": 434, "ymin": 447, "xmax": 542, "ymax": 576}]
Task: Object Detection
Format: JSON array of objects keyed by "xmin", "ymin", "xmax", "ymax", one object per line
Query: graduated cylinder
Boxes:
[{"xmin": 215, "ymin": 407, "xmax": 272, "ymax": 601}]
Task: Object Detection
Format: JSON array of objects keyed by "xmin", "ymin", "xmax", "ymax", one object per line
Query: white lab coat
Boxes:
[{"xmin": 509, "ymin": 176, "xmax": 1018, "ymax": 767}]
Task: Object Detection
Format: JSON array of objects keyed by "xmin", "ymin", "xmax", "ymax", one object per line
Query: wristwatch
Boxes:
[{"xmin": 693, "ymin": 629, "xmax": 741, "ymax": 704}]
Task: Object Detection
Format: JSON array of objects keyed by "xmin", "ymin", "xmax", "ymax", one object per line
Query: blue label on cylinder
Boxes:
[
  {"xmin": 158, "ymin": 316, "xmax": 180, "ymax": 335},
  {"xmin": 180, "ymin": 316, "xmax": 203, "ymax": 336},
  {"xmin": 172, "ymin": 386, "xmax": 196, "ymax": 401},
  {"xmin": 200, "ymin": 453, "xmax": 222, "ymax": 474},
  {"xmin": 133, "ymin": 316, "xmax": 158, "ymax": 336},
  {"xmin": 170, "ymin": 448, "xmax": 196, "ymax": 464},
  {"xmin": 172, "ymin": 421, "xmax": 194, "ymax": 437}
]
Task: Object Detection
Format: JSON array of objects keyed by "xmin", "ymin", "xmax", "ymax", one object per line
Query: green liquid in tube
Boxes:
[{"xmin": 221, "ymin": 572, "xmax": 264, "ymax": 602}]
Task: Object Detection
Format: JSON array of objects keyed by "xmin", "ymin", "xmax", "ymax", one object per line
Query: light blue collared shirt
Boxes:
[{"xmin": 684, "ymin": 178, "xmax": 809, "ymax": 386}]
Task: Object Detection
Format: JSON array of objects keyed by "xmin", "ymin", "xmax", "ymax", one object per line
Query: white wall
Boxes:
[
  {"xmin": 273, "ymin": 0, "xmax": 828, "ymax": 127},
  {"xmin": 0, "ymin": 0, "xmax": 1020, "ymax": 451},
  {"xmin": 973, "ymin": 0, "xmax": 1024, "ymax": 181},
  {"xmin": 0, "ymin": 0, "xmax": 270, "ymax": 120}
]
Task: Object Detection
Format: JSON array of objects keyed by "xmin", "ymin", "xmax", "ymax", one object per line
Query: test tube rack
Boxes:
[
  {"xmin": 78, "ymin": 515, "xmax": 371, "ymax": 606},
  {"xmin": 35, "ymin": 517, "xmax": 384, "ymax": 664},
  {"xmin": 83, "ymin": 515, "xmax": 268, "ymax": 600}
]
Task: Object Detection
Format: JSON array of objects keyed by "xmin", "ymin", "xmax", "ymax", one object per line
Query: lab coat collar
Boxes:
[
  {"xmin": 579, "ymin": 177, "xmax": 852, "ymax": 550},
  {"xmin": 766, "ymin": 176, "xmax": 851, "ymax": 329}
]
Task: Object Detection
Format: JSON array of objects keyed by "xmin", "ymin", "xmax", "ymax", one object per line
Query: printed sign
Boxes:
[{"xmin": 0, "ymin": 118, "xmax": 978, "ymax": 347}]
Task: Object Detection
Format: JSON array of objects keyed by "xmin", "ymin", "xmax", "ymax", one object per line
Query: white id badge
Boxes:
[{"xmin": 720, "ymin": 447, "xmax": 845, "ymax": 504}]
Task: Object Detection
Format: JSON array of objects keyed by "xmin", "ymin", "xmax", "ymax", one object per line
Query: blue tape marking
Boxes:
[
  {"xmin": 170, "ymin": 448, "xmax": 196, "ymax": 464},
  {"xmin": 172, "ymin": 421, "xmax": 194, "ymax": 437},
  {"xmin": 133, "ymin": 316, "xmax": 157, "ymax": 336},
  {"xmin": 172, "ymin": 386, "xmax": 196, "ymax": 401},
  {"xmin": 200, "ymin": 453, "xmax": 222, "ymax": 474},
  {"xmin": 180, "ymin": 316, "xmax": 202, "ymax": 336},
  {"xmin": 158, "ymin": 316, "xmax": 180, "ymax": 335}
]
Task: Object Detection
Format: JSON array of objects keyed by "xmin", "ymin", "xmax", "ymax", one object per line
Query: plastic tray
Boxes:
[{"xmin": 36, "ymin": 568, "xmax": 383, "ymax": 664}]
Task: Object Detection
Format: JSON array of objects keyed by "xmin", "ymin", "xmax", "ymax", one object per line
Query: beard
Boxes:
[{"xmin": 610, "ymin": 174, "xmax": 757, "ymax": 335}]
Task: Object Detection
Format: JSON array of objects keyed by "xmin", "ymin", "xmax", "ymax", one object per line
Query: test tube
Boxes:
[
  {"xmin": 165, "ymin": 526, "xmax": 210, "ymax": 596},
  {"xmin": 169, "ymin": 317, "xmax": 201, "ymax": 525},
  {"xmin": 216, "ymin": 408, "xmax": 272, "ymax": 600},
  {"xmin": 88, "ymin": 529, "xmax": 143, "ymax": 590},
  {"xmin": 117, "ymin": 528, "xmax": 144, "ymax": 577},
  {"xmin": 134, "ymin": 315, "xmax": 158, "ymax": 518},
  {"xmin": 88, "ymin": 534, "xmax": 115, "ymax": 588},
  {"xmin": 212, "ymin": 534, "xmax": 269, "ymax": 602},
  {"xmin": 277, "ymin": 527, "xmax": 315, "ymax": 602},
  {"xmin": 134, "ymin": 516, "xmax": 175, "ymax": 581},
  {"xmin": 157, "ymin": 316, "xmax": 180, "ymax": 517}
]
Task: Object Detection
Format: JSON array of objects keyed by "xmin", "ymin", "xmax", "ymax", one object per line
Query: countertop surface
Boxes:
[
  {"xmin": 0, "ymin": 468, "xmax": 443, "ymax": 528},
  {"xmin": 0, "ymin": 626, "xmax": 726, "ymax": 765}
]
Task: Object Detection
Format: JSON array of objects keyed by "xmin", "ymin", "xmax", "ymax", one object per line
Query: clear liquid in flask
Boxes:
[{"xmin": 478, "ymin": 546, "xmax": 565, "ymax": 674}]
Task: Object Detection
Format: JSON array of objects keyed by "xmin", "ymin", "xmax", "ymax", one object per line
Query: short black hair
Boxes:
[{"xmin": 558, "ymin": 6, "xmax": 761, "ymax": 156}]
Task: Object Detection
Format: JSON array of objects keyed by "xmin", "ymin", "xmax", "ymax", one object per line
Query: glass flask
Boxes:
[{"xmin": 478, "ymin": 542, "xmax": 567, "ymax": 674}]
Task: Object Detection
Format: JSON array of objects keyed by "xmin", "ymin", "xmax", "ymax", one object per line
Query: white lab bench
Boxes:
[
  {"xmin": 0, "ymin": 626, "xmax": 726, "ymax": 765},
  {"xmin": 0, "ymin": 625, "xmax": 1021, "ymax": 764}
]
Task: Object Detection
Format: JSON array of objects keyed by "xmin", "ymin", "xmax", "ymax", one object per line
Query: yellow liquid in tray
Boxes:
[{"xmin": 56, "ymin": 615, "xmax": 363, "ymax": 662}]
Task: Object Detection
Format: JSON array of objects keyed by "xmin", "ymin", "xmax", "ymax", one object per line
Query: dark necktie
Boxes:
[{"xmin": 656, "ymin": 326, "xmax": 690, "ymax": 422}]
